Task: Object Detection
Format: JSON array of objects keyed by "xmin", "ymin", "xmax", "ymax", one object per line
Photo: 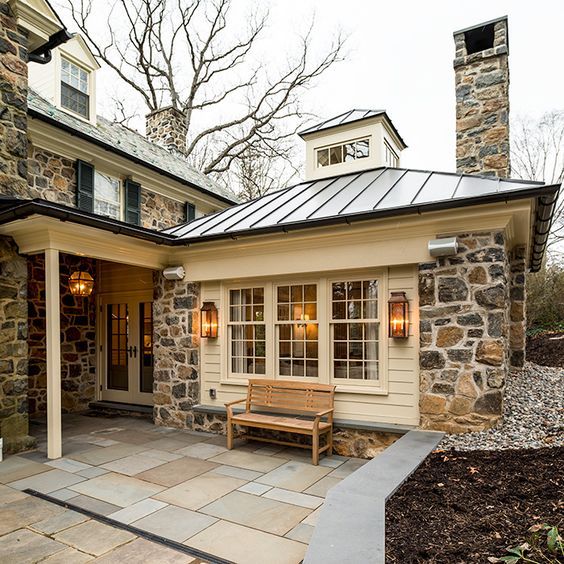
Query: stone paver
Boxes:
[
  {"xmin": 100, "ymin": 454, "xmax": 169, "ymax": 476},
  {"xmin": 68, "ymin": 444, "xmax": 145, "ymax": 466},
  {"xmin": 0, "ymin": 495, "xmax": 64, "ymax": 535},
  {"xmin": 69, "ymin": 472, "xmax": 165, "ymax": 508},
  {"xmin": 134, "ymin": 456, "xmax": 218, "ymax": 487},
  {"xmin": 200, "ymin": 491, "xmax": 310, "ymax": 536},
  {"xmin": 286, "ymin": 522, "xmax": 315, "ymax": 544},
  {"xmin": 0, "ymin": 483, "xmax": 28, "ymax": 505},
  {"xmin": 175, "ymin": 443, "xmax": 228, "ymax": 459},
  {"xmin": 256, "ymin": 461, "xmax": 331, "ymax": 492},
  {"xmin": 263, "ymin": 488, "xmax": 324, "ymax": 509},
  {"xmin": 209, "ymin": 450, "xmax": 288, "ymax": 473},
  {"xmin": 303, "ymin": 476, "xmax": 342, "ymax": 497},
  {"xmin": 141, "ymin": 437, "xmax": 203, "ymax": 451},
  {"xmin": 41, "ymin": 547, "xmax": 93, "ymax": 563},
  {"xmin": 68, "ymin": 495, "xmax": 122, "ymax": 516},
  {"xmin": 93, "ymin": 538, "xmax": 194, "ymax": 563},
  {"xmin": 327, "ymin": 458, "xmax": 368, "ymax": 479},
  {"xmin": 54, "ymin": 520, "xmax": 135, "ymax": 557},
  {"xmin": 188, "ymin": 520, "xmax": 307, "ymax": 564},
  {"xmin": 0, "ymin": 456, "xmax": 49, "ymax": 484},
  {"xmin": 45, "ymin": 458, "xmax": 93, "ymax": 474},
  {"xmin": 98, "ymin": 430, "xmax": 159, "ymax": 445},
  {"xmin": 132, "ymin": 505, "xmax": 217, "ymax": 542},
  {"xmin": 236, "ymin": 482, "xmax": 272, "ymax": 496},
  {"xmin": 76, "ymin": 467, "xmax": 109, "ymax": 479},
  {"xmin": 155, "ymin": 473, "xmax": 246, "ymax": 510},
  {"xmin": 108, "ymin": 498, "xmax": 168, "ymax": 524},
  {"xmin": 31, "ymin": 509, "xmax": 89, "ymax": 534},
  {"xmin": 0, "ymin": 528, "xmax": 66, "ymax": 563},
  {"xmin": 49, "ymin": 488, "xmax": 80, "ymax": 501},
  {"xmin": 9, "ymin": 469, "xmax": 85, "ymax": 494},
  {"xmin": 301, "ymin": 506, "xmax": 323, "ymax": 526},
  {"xmin": 211, "ymin": 464, "xmax": 263, "ymax": 481}
]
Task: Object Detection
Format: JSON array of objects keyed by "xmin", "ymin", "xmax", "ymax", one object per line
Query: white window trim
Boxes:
[
  {"xmin": 56, "ymin": 53, "xmax": 93, "ymax": 124},
  {"xmin": 316, "ymin": 137, "xmax": 371, "ymax": 169},
  {"xmin": 93, "ymin": 170, "xmax": 123, "ymax": 222},
  {"xmin": 219, "ymin": 270, "xmax": 388, "ymax": 395}
]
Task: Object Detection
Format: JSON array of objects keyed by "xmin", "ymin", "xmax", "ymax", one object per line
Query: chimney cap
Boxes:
[{"xmin": 453, "ymin": 15, "xmax": 507, "ymax": 36}]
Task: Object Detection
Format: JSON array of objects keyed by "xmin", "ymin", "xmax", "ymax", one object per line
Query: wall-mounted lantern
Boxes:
[
  {"xmin": 200, "ymin": 301, "xmax": 218, "ymax": 339},
  {"xmin": 388, "ymin": 291, "xmax": 409, "ymax": 338},
  {"xmin": 68, "ymin": 271, "xmax": 94, "ymax": 297}
]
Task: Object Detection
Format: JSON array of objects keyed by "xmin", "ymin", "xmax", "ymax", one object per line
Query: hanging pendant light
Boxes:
[{"xmin": 68, "ymin": 270, "xmax": 94, "ymax": 297}]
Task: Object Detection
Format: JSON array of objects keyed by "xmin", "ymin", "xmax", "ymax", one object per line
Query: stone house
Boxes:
[{"xmin": 0, "ymin": 4, "xmax": 560, "ymax": 459}]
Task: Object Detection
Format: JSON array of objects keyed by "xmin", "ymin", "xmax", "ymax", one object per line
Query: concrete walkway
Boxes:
[
  {"xmin": 0, "ymin": 414, "xmax": 374, "ymax": 563},
  {"xmin": 304, "ymin": 430, "xmax": 444, "ymax": 564}
]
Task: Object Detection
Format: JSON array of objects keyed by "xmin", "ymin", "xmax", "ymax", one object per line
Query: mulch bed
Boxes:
[
  {"xmin": 386, "ymin": 447, "xmax": 564, "ymax": 563},
  {"xmin": 526, "ymin": 330, "xmax": 564, "ymax": 368}
]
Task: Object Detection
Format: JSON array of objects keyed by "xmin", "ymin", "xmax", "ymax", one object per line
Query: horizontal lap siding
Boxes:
[{"xmin": 200, "ymin": 266, "xmax": 419, "ymax": 426}]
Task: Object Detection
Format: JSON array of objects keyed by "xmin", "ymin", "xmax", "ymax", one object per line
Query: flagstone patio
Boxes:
[{"xmin": 0, "ymin": 414, "xmax": 369, "ymax": 563}]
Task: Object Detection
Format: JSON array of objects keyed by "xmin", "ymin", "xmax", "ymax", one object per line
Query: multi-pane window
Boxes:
[
  {"xmin": 331, "ymin": 280, "xmax": 379, "ymax": 381},
  {"xmin": 94, "ymin": 172, "xmax": 121, "ymax": 220},
  {"xmin": 229, "ymin": 288, "xmax": 266, "ymax": 375},
  {"xmin": 384, "ymin": 141, "xmax": 399, "ymax": 167},
  {"xmin": 316, "ymin": 138, "xmax": 370, "ymax": 168},
  {"xmin": 61, "ymin": 57, "xmax": 89, "ymax": 119},
  {"xmin": 277, "ymin": 284, "xmax": 318, "ymax": 378}
]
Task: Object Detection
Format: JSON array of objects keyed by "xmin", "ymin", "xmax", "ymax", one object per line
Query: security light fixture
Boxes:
[{"xmin": 200, "ymin": 302, "xmax": 218, "ymax": 339}]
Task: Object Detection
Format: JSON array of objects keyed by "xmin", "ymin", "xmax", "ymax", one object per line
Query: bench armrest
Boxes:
[
  {"xmin": 225, "ymin": 398, "xmax": 247, "ymax": 417},
  {"xmin": 313, "ymin": 408, "xmax": 334, "ymax": 429},
  {"xmin": 314, "ymin": 408, "xmax": 334, "ymax": 418}
]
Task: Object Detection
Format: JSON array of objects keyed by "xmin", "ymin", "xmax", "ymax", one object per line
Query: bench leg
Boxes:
[
  {"xmin": 328, "ymin": 427, "xmax": 333, "ymax": 456},
  {"xmin": 227, "ymin": 420, "xmax": 234, "ymax": 450},
  {"xmin": 312, "ymin": 431, "xmax": 319, "ymax": 465}
]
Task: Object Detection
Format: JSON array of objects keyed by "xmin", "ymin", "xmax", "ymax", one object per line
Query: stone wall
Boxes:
[
  {"xmin": 145, "ymin": 106, "xmax": 187, "ymax": 155},
  {"xmin": 153, "ymin": 273, "xmax": 200, "ymax": 429},
  {"xmin": 0, "ymin": 2, "xmax": 28, "ymax": 198},
  {"xmin": 509, "ymin": 245, "xmax": 526, "ymax": 368},
  {"xmin": 418, "ymin": 231, "xmax": 511, "ymax": 433},
  {"xmin": 454, "ymin": 18, "xmax": 510, "ymax": 178},
  {"xmin": 27, "ymin": 146, "xmax": 76, "ymax": 204},
  {"xmin": 0, "ymin": 237, "xmax": 33, "ymax": 452},
  {"xmin": 27, "ymin": 253, "xmax": 97, "ymax": 415},
  {"xmin": 141, "ymin": 189, "xmax": 186, "ymax": 231}
]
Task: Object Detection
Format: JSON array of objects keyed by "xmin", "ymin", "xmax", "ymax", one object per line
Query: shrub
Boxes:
[{"xmin": 526, "ymin": 264, "xmax": 564, "ymax": 330}]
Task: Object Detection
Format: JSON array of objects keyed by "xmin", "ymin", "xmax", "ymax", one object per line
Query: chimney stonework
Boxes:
[
  {"xmin": 146, "ymin": 106, "xmax": 187, "ymax": 155},
  {"xmin": 454, "ymin": 17, "xmax": 510, "ymax": 178}
]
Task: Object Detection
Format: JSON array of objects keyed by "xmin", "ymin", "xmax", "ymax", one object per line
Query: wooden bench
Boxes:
[{"xmin": 225, "ymin": 379, "xmax": 336, "ymax": 465}]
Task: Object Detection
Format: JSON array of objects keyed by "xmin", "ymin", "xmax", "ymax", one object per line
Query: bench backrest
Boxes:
[{"xmin": 246, "ymin": 379, "xmax": 335, "ymax": 414}]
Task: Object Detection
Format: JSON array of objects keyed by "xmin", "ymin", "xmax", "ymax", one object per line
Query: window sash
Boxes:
[
  {"xmin": 61, "ymin": 82, "xmax": 89, "ymax": 119},
  {"xmin": 94, "ymin": 171, "xmax": 121, "ymax": 220},
  {"xmin": 316, "ymin": 138, "xmax": 370, "ymax": 168}
]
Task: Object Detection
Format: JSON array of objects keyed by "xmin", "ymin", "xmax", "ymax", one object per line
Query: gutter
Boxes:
[
  {"xmin": 27, "ymin": 109, "xmax": 237, "ymax": 207},
  {"xmin": 29, "ymin": 29, "xmax": 73, "ymax": 65}
]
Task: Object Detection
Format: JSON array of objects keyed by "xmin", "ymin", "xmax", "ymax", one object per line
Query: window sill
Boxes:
[{"xmin": 218, "ymin": 378, "xmax": 388, "ymax": 395}]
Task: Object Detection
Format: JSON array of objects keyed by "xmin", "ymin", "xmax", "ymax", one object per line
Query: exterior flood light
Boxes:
[
  {"xmin": 200, "ymin": 301, "xmax": 218, "ymax": 338},
  {"xmin": 388, "ymin": 291, "xmax": 409, "ymax": 338},
  {"xmin": 428, "ymin": 237, "xmax": 459, "ymax": 257},
  {"xmin": 68, "ymin": 271, "xmax": 94, "ymax": 297}
]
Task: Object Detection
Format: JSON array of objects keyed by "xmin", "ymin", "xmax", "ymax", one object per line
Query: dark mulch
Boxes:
[
  {"xmin": 386, "ymin": 447, "xmax": 564, "ymax": 563},
  {"xmin": 527, "ymin": 330, "xmax": 564, "ymax": 367}
]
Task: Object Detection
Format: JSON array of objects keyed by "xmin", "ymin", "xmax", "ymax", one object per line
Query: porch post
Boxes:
[{"xmin": 45, "ymin": 248, "xmax": 62, "ymax": 459}]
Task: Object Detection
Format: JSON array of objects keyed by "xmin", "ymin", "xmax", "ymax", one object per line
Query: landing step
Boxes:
[{"xmin": 88, "ymin": 401, "xmax": 153, "ymax": 418}]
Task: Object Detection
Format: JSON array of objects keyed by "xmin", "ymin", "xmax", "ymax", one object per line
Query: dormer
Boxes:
[
  {"xmin": 299, "ymin": 109, "xmax": 407, "ymax": 181},
  {"xmin": 28, "ymin": 34, "xmax": 100, "ymax": 125}
]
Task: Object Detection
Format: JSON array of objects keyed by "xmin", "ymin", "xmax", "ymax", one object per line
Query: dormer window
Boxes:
[
  {"xmin": 61, "ymin": 57, "xmax": 90, "ymax": 119},
  {"xmin": 317, "ymin": 138, "xmax": 370, "ymax": 168}
]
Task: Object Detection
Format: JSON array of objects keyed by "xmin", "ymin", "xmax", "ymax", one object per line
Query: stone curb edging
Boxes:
[{"xmin": 304, "ymin": 430, "xmax": 444, "ymax": 564}]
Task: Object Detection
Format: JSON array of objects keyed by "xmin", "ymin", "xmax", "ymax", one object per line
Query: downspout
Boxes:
[{"xmin": 28, "ymin": 29, "xmax": 74, "ymax": 64}]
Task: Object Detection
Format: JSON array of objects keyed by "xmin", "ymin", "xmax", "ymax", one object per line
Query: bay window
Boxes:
[{"xmin": 225, "ymin": 274, "xmax": 386, "ymax": 391}]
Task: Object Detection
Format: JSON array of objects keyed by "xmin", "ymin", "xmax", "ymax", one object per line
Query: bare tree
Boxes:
[
  {"xmin": 512, "ymin": 110, "xmax": 564, "ymax": 254},
  {"xmin": 64, "ymin": 0, "xmax": 344, "ymax": 187}
]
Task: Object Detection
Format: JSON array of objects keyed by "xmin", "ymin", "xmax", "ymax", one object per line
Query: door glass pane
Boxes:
[
  {"xmin": 140, "ymin": 302, "xmax": 153, "ymax": 394},
  {"xmin": 107, "ymin": 303, "xmax": 128, "ymax": 391}
]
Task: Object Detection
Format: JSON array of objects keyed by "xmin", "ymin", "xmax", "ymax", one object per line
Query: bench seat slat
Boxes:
[{"xmin": 232, "ymin": 412, "xmax": 332, "ymax": 432}]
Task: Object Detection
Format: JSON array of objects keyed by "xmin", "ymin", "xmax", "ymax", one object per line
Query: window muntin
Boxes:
[
  {"xmin": 276, "ymin": 284, "xmax": 318, "ymax": 378},
  {"xmin": 384, "ymin": 141, "xmax": 399, "ymax": 167},
  {"xmin": 94, "ymin": 172, "xmax": 121, "ymax": 220},
  {"xmin": 61, "ymin": 58, "xmax": 89, "ymax": 119},
  {"xmin": 317, "ymin": 138, "xmax": 370, "ymax": 168},
  {"xmin": 331, "ymin": 279, "xmax": 380, "ymax": 381},
  {"xmin": 229, "ymin": 288, "xmax": 266, "ymax": 375}
]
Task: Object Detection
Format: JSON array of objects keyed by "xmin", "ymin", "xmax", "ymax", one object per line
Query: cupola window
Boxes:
[{"xmin": 316, "ymin": 138, "xmax": 370, "ymax": 168}]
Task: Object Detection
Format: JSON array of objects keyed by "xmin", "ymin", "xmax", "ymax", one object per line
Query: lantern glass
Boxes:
[
  {"xmin": 388, "ymin": 291, "xmax": 409, "ymax": 338},
  {"xmin": 201, "ymin": 302, "xmax": 218, "ymax": 338},
  {"xmin": 69, "ymin": 271, "xmax": 94, "ymax": 297}
]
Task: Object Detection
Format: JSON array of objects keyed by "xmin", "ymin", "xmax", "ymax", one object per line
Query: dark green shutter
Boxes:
[
  {"xmin": 185, "ymin": 202, "xmax": 195, "ymax": 222},
  {"xmin": 76, "ymin": 160, "xmax": 94, "ymax": 212},
  {"xmin": 124, "ymin": 179, "xmax": 141, "ymax": 225}
]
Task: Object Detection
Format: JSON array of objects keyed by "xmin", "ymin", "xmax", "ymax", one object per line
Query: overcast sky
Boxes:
[{"xmin": 57, "ymin": 0, "xmax": 564, "ymax": 175}]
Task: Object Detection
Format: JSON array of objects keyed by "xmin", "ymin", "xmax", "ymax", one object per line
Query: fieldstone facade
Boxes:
[
  {"xmin": 418, "ymin": 231, "xmax": 515, "ymax": 433},
  {"xmin": 153, "ymin": 273, "xmax": 200, "ymax": 429},
  {"xmin": 454, "ymin": 18, "xmax": 510, "ymax": 178},
  {"xmin": 146, "ymin": 106, "xmax": 187, "ymax": 155},
  {"xmin": 141, "ymin": 189, "xmax": 186, "ymax": 231},
  {"xmin": 27, "ymin": 146, "xmax": 76, "ymax": 204},
  {"xmin": 27, "ymin": 253, "xmax": 97, "ymax": 416}
]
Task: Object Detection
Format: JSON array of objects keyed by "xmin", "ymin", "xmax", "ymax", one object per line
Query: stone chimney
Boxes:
[
  {"xmin": 453, "ymin": 16, "xmax": 510, "ymax": 178},
  {"xmin": 146, "ymin": 106, "xmax": 187, "ymax": 155}
]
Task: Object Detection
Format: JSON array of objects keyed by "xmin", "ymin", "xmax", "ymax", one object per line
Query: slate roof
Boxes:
[
  {"xmin": 298, "ymin": 109, "xmax": 407, "ymax": 148},
  {"xmin": 27, "ymin": 90, "xmax": 237, "ymax": 205}
]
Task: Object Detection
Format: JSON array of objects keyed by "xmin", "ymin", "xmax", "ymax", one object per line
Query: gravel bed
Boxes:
[{"xmin": 439, "ymin": 362, "xmax": 563, "ymax": 451}]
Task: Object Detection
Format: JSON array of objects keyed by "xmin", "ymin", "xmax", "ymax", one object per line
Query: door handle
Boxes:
[{"xmin": 127, "ymin": 346, "xmax": 138, "ymax": 358}]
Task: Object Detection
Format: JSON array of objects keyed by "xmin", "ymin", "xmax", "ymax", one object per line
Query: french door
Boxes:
[{"xmin": 98, "ymin": 292, "xmax": 154, "ymax": 405}]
